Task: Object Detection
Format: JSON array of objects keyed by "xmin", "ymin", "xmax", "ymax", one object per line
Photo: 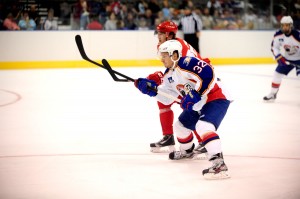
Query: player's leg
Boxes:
[
  {"xmin": 150, "ymin": 101, "xmax": 175, "ymax": 153},
  {"xmin": 196, "ymin": 99, "xmax": 231, "ymax": 179},
  {"xmin": 169, "ymin": 110, "xmax": 199, "ymax": 160},
  {"xmin": 263, "ymin": 64, "xmax": 294, "ymax": 101},
  {"xmin": 193, "ymin": 130, "xmax": 207, "ymax": 158}
]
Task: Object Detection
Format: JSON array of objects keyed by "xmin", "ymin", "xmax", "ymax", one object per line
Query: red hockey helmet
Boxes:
[{"xmin": 155, "ymin": 21, "xmax": 178, "ymax": 36}]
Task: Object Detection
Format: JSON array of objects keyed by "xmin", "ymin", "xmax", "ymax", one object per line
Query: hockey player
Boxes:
[
  {"xmin": 147, "ymin": 20, "xmax": 208, "ymax": 156},
  {"xmin": 135, "ymin": 40, "xmax": 232, "ymax": 179},
  {"xmin": 264, "ymin": 16, "xmax": 300, "ymax": 101}
]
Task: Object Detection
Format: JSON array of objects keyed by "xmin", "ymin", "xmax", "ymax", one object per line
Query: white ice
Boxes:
[{"xmin": 0, "ymin": 64, "xmax": 299, "ymax": 199}]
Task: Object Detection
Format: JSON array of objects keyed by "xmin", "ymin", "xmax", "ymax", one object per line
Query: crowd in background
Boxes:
[{"xmin": 1, "ymin": 0, "xmax": 300, "ymax": 31}]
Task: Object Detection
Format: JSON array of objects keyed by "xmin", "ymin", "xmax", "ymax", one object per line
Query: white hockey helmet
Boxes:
[
  {"xmin": 280, "ymin": 16, "xmax": 293, "ymax": 24},
  {"xmin": 158, "ymin": 40, "xmax": 182, "ymax": 58}
]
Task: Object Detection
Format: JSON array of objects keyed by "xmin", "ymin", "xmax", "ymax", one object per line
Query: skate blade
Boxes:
[
  {"xmin": 203, "ymin": 171, "xmax": 231, "ymax": 180},
  {"xmin": 192, "ymin": 153, "xmax": 208, "ymax": 160},
  {"xmin": 263, "ymin": 98, "xmax": 275, "ymax": 102},
  {"xmin": 150, "ymin": 145, "xmax": 176, "ymax": 153}
]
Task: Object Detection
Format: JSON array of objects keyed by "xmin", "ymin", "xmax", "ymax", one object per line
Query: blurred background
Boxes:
[{"xmin": 0, "ymin": 0, "xmax": 298, "ymax": 31}]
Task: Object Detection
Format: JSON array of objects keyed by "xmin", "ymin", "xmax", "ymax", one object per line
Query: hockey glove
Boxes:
[
  {"xmin": 135, "ymin": 78, "xmax": 158, "ymax": 97},
  {"xmin": 275, "ymin": 54, "xmax": 289, "ymax": 65},
  {"xmin": 147, "ymin": 71, "xmax": 164, "ymax": 85},
  {"xmin": 181, "ymin": 90, "xmax": 201, "ymax": 111}
]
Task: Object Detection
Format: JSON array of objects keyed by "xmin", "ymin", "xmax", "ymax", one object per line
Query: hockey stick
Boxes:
[
  {"xmin": 75, "ymin": 35, "xmax": 133, "ymax": 82},
  {"xmin": 75, "ymin": 35, "xmax": 181, "ymax": 103},
  {"xmin": 102, "ymin": 58, "xmax": 181, "ymax": 103}
]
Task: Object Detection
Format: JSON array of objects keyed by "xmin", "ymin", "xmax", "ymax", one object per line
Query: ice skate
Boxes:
[
  {"xmin": 263, "ymin": 92, "xmax": 277, "ymax": 102},
  {"xmin": 150, "ymin": 134, "xmax": 175, "ymax": 153},
  {"xmin": 169, "ymin": 143, "xmax": 195, "ymax": 160},
  {"xmin": 202, "ymin": 153, "xmax": 230, "ymax": 180},
  {"xmin": 192, "ymin": 142, "xmax": 208, "ymax": 160}
]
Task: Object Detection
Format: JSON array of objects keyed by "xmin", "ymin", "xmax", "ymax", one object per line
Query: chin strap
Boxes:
[{"xmin": 170, "ymin": 56, "xmax": 180, "ymax": 70}]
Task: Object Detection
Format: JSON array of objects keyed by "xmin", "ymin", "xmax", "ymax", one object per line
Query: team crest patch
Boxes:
[
  {"xmin": 168, "ymin": 77, "xmax": 174, "ymax": 83},
  {"xmin": 176, "ymin": 83, "xmax": 192, "ymax": 96},
  {"xmin": 183, "ymin": 57, "xmax": 191, "ymax": 66}
]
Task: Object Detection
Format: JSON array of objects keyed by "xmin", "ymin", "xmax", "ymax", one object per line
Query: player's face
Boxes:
[
  {"xmin": 160, "ymin": 52, "xmax": 179, "ymax": 69},
  {"xmin": 157, "ymin": 32, "xmax": 167, "ymax": 44},
  {"xmin": 160, "ymin": 52, "xmax": 173, "ymax": 68},
  {"xmin": 281, "ymin": 23, "xmax": 292, "ymax": 34}
]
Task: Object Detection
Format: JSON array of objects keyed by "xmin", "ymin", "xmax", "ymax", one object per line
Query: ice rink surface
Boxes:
[{"xmin": 0, "ymin": 64, "xmax": 299, "ymax": 199}]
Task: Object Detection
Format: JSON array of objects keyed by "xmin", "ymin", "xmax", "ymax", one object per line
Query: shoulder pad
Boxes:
[
  {"xmin": 274, "ymin": 30, "xmax": 283, "ymax": 37},
  {"xmin": 291, "ymin": 29, "xmax": 300, "ymax": 42}
]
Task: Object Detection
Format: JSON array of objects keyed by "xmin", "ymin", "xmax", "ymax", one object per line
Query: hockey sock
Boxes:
[
  {"xmin": 160, "ymin": 108, "xmax": 174, "ymax": 135},
  {"xmin": 270, "ymin": 71, "xmax": 284, "ymax": 94}
]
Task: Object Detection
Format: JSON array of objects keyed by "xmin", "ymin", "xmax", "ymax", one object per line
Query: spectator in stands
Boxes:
[
  {"xmin": 119, "ymin": 4, "xmax": 129, "ymax": 21},
  {"xmin": 3, "ymin": 13, "xmax": 20, "ymax": 30},
  {"xmin": 80, "ymin": 0, "xmax": 89, "ymax": 30},
  {"xmin": 28, "ymin": 4, "xmax": 40, "ymax": 27},
  {"xmin": 242, "ymin": 8, "xmax": 258, "ymax": 30},
  {"xmin": 124, "ymin": 12, "xmax": 138, "ymax": 30},
  {"xmin": 116, "ymin": 19, "xmax": 126, "ymax": 30},
  {"xmin": 43, "ymin": 8, "xmax": 58, "ymax": 30},
  {"xmin": 144, "ymin": 9, "xmax": 155, "ymax": 29},
  {"xmin": 105, "ymin": 12, "xmax": 117, "ymax": 30},
  {"xmin": 148, "ymin": 0, "xmax": 161, "ymax": 18},
  {"xmin": 201, "ymin": 7, "xmax": 215, "ymax": 29},
  {"xmin": 87, "ymin": 14, "xmax": 103, "ymax": 30},
  {"xmin": 257, "ymin": 11, "xmax": 278, "ymax": 30},
  {"xmin": 136, "ymin": 0, "xmax": 147, "ymax": 17},
  {"xmin": 110, "ymin": 0, "xmax": 122, "ymax": 16},
  {"xmin": 72, "ymin": 0, "xmax": 89, "ymax": 30},
  {"xmin": 170, "ymin": 8, "xmax": 181, "ymax": 25},
  {"xmin": 72, "ymin": 0, "xmax": 83, "ymax": 29},
  {"xmin": 60, "ymin": 1, "xmax": 72, "ymax": 25},
  {"xmin": 137, "ymin": 17, "xmax": 149, "ymax": 30},
  {"xmin": 18, "ymin": 11, "xmax": 36, "ymax": 30},
  {"xmin": 162, "ymin": 0, "xmax": 171, "ymax": 20},
  {"xmin": 207, "ymin": 0, "xmax": 222, "ymax": 16}
]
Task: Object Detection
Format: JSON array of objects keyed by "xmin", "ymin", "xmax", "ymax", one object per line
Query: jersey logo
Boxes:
[
  {"xmin": 168, "ymin": 77, "xmax": 174, "ymax": 83},
  {"xmin": 176, "ymin": 83, "xmax": 192, "ymax": 96},
  {"xmin": 279, "ymin": 38, "xmax": 284, "ymax": 42},
  {"xmin": 183, "ymin": 57, "xmax": 191, "ymax": 66}
]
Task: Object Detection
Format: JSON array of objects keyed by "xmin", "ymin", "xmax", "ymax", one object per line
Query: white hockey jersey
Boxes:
[
  {"xmin": 156, "ymin": 56, "xmax": 232, "ymax": 111},
  {"xmin": 271, "ymin": 29, "xmax": 300, "ymax": 61}
]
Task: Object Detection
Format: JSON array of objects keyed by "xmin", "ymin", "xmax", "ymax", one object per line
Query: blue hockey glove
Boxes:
[
  {"xmin": 180, "ymin": 90, "xmax": 201, "ymax": 111},
  {"xmin": 135, "ymin": 78, "xmax": 158, "ymax": 97}
]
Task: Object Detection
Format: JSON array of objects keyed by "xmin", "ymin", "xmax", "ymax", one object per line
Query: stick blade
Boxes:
[{"xmin": 75, "ymin": 35, "xmax": 89, "ymax": 60}]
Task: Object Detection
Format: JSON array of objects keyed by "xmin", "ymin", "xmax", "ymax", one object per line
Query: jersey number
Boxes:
[{"xmin": 193, "ymin": 60, "xmax": 208, "ymax": 73}]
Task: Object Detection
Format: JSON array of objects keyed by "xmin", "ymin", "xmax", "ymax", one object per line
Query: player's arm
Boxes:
[
  {"xmin": 271, "ymin": 31, "xmax": 289, "ymax": 65},
  {"xmin": 180, "ymin": 58, "xmax": 215, "ymax": 111}
]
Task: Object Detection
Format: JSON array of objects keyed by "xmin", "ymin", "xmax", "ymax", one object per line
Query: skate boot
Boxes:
[
  {"xmin": 169, "ymin": 143, "xmax": 195, "ymax": 160},
  {"xmin": 192, "ymin": 142, "xmax": 208, "ymax": 160},
  {"xmin": 202, "ymin": 153, "xmax": 230, "ymax": 180},
  {"xmin": 263, "ymin": 92, "xmax": 277, "ymax": 102},
  {"xmin": 150, "ymin": 134, "xmax": 175, "ymax": 153}
]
